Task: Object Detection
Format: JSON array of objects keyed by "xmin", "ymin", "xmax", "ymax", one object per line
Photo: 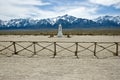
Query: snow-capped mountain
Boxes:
[
  {"xmin": 94, "ymin": 15, "xmax": 120, "ymax": 24},
  {"xmin": 55, "ymin": 14, "xmax": 77, "ymax": 23},
  {"xmin": 45, "ymin": 14, "xmax": 77, "ymax": 25},
  {"xmin": 0, "ymin": 14, "xmax": 120, "ymax": 30}
]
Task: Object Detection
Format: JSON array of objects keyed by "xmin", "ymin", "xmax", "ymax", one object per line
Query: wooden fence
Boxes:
[{"xmin": 0, "ymin": 41, "xmax": 120, "ymax": 58}]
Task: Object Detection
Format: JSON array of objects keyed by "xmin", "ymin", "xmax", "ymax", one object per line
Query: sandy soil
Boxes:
[
  {"xmin": 0, "ymin": 35, "xmax": 120, "ymax": 58},
  {"xmin": 0, "ymin": 35, "xmax": 120, "ymax": 42},
  {"xmin": 0, "ymin": 58, "xmax": 120, "ymax": 80},
  {"xmin": 0, "ymin": 35, "xmax": 120, "ymax": 80}
]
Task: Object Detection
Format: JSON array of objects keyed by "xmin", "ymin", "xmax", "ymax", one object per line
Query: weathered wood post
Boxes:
[
  {"xmin": 13, "ymin": 42, "xmax": 17, "ymax": 54},
  {"xmin": 75, "ymin": 42, "xmax": 79, "ymax": 58},
  {"xmin": 53, "ymin": 42, "xmax": 56, "ymax": 58},
  {"xmin": 33, "ymin": 42, "xmax": 36, "ymax": 55},
  {"xmin": 94, "ymin": 42, "xmax": 97, "ymax": 57},
  {"xmin": 115, "ymin": 42, "xmax": 118, "ymax": 56}
]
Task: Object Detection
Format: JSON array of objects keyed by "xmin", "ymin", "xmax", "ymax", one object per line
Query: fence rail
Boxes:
[{"xmin": 0, "ymin": 41, "xmax": 120, "ymax": 58}]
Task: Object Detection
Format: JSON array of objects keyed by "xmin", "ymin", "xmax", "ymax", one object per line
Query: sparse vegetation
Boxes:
[{"xmin": 0, "ymin": 29, "xmax": 120, "ymax": 35}]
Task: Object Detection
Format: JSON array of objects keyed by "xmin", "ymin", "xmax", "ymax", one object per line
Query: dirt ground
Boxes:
[
  {"xmin": 0, "ymin": 35, "xmax": 120, "ymax": 42},
  {"xmin": 0, "ymin": 35, "xmax": 120, "ymax": 80},
  {"xmin": 0, "ymin": 58, "xmax": 120, "ymax": 80}
]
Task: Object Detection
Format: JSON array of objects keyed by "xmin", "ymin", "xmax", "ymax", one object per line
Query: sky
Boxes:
[{"xmin": 0, "ymin": 0, "xmax": 120, "ymax": 20}]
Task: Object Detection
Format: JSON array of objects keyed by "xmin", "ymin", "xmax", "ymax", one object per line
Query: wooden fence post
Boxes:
[
  {"xmin": 94, "ymin": 42, "xmax": 97, "ymax": 57},
  {"xmin": 13, "ymin": 42, "xmax": 17, "ymax": 54},
  {"xmin": 75, "ymin": 42, "xmax": 79, "ymax": 58},
  {"xmin": 53, "ymin": 42, "xmax": 56, "ymax": 58},
  {"xmin": 33, "ymin": 42, "xmax": 36, "ymax": 55},
  {"xmin": 115, "ymin": 43, "xmax": 118, "ymax": 56}
]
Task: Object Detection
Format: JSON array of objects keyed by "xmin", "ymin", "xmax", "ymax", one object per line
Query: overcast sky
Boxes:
[{"xmin": 0, "ymin": 0, "xmax": 120, "ymax": 20}]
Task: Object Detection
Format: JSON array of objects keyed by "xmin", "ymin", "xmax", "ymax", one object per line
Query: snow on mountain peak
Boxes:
[
  {"xmin": 56, "ymin": 14, "xmax": 77, "ymax": 23},
  {"xmin": 94, "ymin": 15, "xmax": 120, "ymax": 24},
  {"xmin": 45, "ymin": 14, "xmax": 77, "ymax": 25},
  {"xmin": 0, "ymin": 15, "xmax": 120, "ymax": 29}
]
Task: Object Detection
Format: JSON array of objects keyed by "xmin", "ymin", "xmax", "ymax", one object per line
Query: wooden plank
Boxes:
[
  {"xmin": 53, "ymin": 42, "xmax": 56, "ymax": 58},
  {"xmin": 0, "ymin": 43, "xmax": 13, "ymax": 52},
  {"xmin": 0, "ymin": 41, "xmax": 119, "ymax": 58},
  {"xmin": 15, "ymin": 43, "xmax": 33, "ymax": 53},
  {"xmin": 13, "ymin": 42, "xmax": 17, "ymax": 54},
  {"xmin": 75, "ymin": 42, "xmax": 79, "ymax": 58},
  {"xmin": 56, "ymin": 43, "xmax": 75, "ymax": 53},
  {"xmin": 77, "ymin": 44, "xmax": 94, "ymax": 53},
  {"xmin": 96, "ymin": 43, "xmax": 115, "ymax": 54},
  {"xmin": 115, "ymin": 43, "xmax": 118, "ymax": 56},
  {"xmin": 33, "ymin": 42, "xmax": 36, "ymax": 55},
  {"xmin": 36, "ymin": 43, "xmax": 54, "ymax": 53},
  {"xmin": 94, "ymin": 42, "xmax": 97, "ymax": 56},
  {"xmin": 94, "ymin": 42, "xmax": 99, "ymax": 59},
  {"xmin": 56, "ymin": 44, "xmax": 75, "ymax": 53}
]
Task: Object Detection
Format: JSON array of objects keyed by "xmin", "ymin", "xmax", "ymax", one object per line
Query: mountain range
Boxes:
[{"xmin": 0, "ymin": 14, "xmax": 120, "ymax": 30}]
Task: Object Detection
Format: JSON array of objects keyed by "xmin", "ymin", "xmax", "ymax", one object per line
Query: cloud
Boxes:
[
  {"xmin": 114, "ymin": 3, "xmax": 120, "ymax": 9},
  {"xmin": 12, "ymin": 0, "xmax": 50, "ymax": 6},
  {"xmin": 53, "ymin": 6, "xmax": 98, "ymax": 19},
  {"xmin": 89, "ymin": 0, "xmax": 120, "ymax": 8},
  {"xmin": 0, "ymin": 0, "xmax": 98, "ymax": 20},
  {"xmin": 50, "ymin": 0, "xmax": 99, "ymax": 19},
  {"xmin": 67, "ymin": 7, "xmax": 98, "ymax": 19},
  {"xmin": 0, "ymin": 0, "xmax": 119, "ymax": 20},
  {"xmin": 0, "ymin": 0, "xmax": 51, "ymax": 20}
]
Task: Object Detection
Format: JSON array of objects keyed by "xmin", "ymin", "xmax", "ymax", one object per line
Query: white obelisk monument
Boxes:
[{"xmin": 57, "ymin": 24, "xmax": 63, "ymax": 37}]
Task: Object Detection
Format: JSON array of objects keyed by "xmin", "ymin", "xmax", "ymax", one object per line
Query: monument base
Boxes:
[{"xmin": 57, "ymin": 32, "xmax": 63, "ymax": 37}]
